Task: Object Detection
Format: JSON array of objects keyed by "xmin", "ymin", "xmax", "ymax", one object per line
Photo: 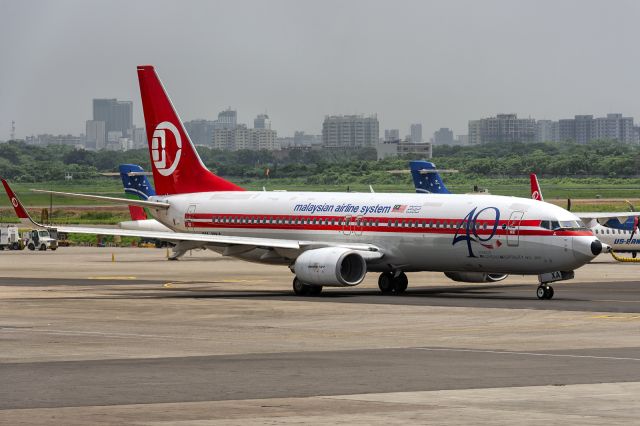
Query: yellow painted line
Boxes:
[
  {"xmin": 590, "ymin": 314, "xmax": 640, "ymax": 320},
  {"xmin": 161, "ymin": 279, "xmax": 266, "ymax": 289},
  {"xmin": 87, "ymin": 276, "xmax": 137, "ymax": 280}
]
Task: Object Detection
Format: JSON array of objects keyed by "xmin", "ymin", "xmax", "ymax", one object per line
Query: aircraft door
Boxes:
[
  {"xmin": 353, "ymin": 215, "xmax": 363, "ymax": 236},
  {"xmin": 506, "ymin": 211, "xmax": 524, "ymax": 247},
  {"xmin": 184, "ymin": 204, "xmax": 197, "ymax": 229},
  {"xmin": 342, "ymin": 215, "xmax": 352, "ymax": 235}
]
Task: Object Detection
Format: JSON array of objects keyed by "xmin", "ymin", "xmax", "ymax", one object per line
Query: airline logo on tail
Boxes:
[
  {"xmin": 530, "ymin": 174, "xmax": 543, "ymax": 201},
  {"xmin": 11, "ymin": 197, "xmax": 19, "ymax": 208},
  {"xmin": 152, "ymin": 121, "xmax": 182, "ymax": 176}
]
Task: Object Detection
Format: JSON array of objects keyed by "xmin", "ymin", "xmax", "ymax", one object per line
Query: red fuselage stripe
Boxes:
[{"xmin": 182, "ymin": 213, "xmax": 593, "ymax": 237}]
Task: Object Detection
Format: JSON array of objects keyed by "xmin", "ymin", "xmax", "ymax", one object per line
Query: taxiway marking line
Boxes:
[
  {"xmin": 162, "ymin": 280, "xmax": 266, "ymax": 288},
  {"xmin": 591, "ymin": 314, "xmax": 640, "ymax": 320},
  {"xmin": 87, "ymin": 276, "xmax": 137, "ymax": 280},
  {"xmin": 1, "ymin": 328, "xmax": 213, "ymax": 340},
  {"xmin": 415, "ymin": 347, "xmax": 640, "ymax": 362}
]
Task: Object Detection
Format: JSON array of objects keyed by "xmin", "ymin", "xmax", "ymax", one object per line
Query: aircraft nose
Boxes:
[
  {"xmin": 591, "ymin": 239, "xmax": 603, "ymax": 256},
  {"xmin": 573, "ymin": 236, "xmax": 601, "ymax": 262}
]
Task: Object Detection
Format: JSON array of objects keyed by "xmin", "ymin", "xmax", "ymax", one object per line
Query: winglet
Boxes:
[
  {"xmin": 530, "ymin": 173, "xmax": 544, "ymax": 201},
  {"xmin": 1, "ymin": 179, "xmax": 45, "ymax": 228}
]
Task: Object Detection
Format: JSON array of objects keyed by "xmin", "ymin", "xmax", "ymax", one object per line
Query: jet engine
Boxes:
[
  {"xmin": 444, "ymin": 272, "xmax": 508, "ymax": 283},
  {"xmin": 294, "ymin": 247, "xmax": 367, "ymax": 287}
]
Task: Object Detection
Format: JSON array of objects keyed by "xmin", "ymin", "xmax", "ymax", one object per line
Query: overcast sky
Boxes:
[{"xmin": 1, "ymin": 0, "xmax": 640, "ymax": 141}]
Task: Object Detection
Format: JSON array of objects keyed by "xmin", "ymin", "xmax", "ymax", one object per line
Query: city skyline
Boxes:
[{"xmin": 2, "ymin": 1, "xmax": 640, "ymax": 140}]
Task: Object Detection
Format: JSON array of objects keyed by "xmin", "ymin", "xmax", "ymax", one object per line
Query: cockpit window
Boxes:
[{"xmin": 540, "ymin": 220, "xmax": 587, "ymax": 231}]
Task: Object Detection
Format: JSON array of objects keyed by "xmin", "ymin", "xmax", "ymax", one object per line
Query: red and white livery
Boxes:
[{"xmin": 2, "ymin": 66, "xmax": 605, "ymax": 299}]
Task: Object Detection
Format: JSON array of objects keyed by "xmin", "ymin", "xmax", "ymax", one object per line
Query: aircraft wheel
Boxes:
[
  {"xmin": 393, "ymin": 272, "xmax": 409, "ymax": 294},
  {"xmin": 633, "ymin": 252, "xmax": 637, "ymax": 259},
  {"xmin": 536, "ymin": 285, "xmax": 546, "ymax": 300},
  {"xmin": 378, "ymin": 272, "xmax": 394, "ymax": 294},
  {"xmin": 308, "ymin": 285, "xmax": 323, "ymax": 296},
  {"xmin": 292, "ymin": 277, "xmax": 320, "ymax": 296},
  {"xmin": 537, "ymin": 284, "xmax": 553, "ymax": 300},
  {"xmin": 28, "ymin": 243, "xmax": 35, "ymax": 251}
]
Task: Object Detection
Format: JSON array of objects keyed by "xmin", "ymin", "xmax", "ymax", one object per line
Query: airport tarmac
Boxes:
[{"xmin": 1, "ymin": 247, "xmax": 640, "ymax": 424}]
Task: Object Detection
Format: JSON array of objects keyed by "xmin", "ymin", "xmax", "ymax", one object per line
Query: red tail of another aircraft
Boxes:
[
  {"xmin": 530, "ymin": 173, "xmax": 544, "ymax": 201},
  {"xmin": 137, "ymin": 65, "xmax": 244, "ymax": 195}
]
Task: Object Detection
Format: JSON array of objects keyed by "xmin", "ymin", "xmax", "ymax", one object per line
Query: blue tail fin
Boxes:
[
  {"xmin": 410, "ymin": 160, "xmax": 451, "ymax": 194},
  {"xmin": 118, "ymin": 164, "xmax": 156, "ymax": 200}
]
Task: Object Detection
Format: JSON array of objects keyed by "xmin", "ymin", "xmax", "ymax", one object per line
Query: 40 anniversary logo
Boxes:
[{"xmin": 452, "ymin": 207, "xmax": 501, "ymax": 257}]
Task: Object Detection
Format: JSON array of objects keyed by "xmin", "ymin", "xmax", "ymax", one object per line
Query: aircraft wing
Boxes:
[
  {"xmin": 29, "ymin": 189, "xmax": 169, "ymax": 209},
  {"xmin": 47, "ymin": 224, "xmax": 380, "ymax": 253},
  {"xmin": 576, "ymin": 212, "xmax": 640, "ymax": 221},
  {"xmin": 3, "ymin": 179, "xmax": 382, "ymax": 259}
]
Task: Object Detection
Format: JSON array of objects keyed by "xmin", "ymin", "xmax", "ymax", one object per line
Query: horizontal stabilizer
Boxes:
[{"xmin": 30, "ymin": 189, "xmax": 169, "ymax": 209}]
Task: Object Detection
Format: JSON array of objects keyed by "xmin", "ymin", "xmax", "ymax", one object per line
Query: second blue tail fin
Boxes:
[
  {"xmin": 410, "ymin": 160, "xmax": 451, "ymax": 194},
  {"xmin": 119, "ymin": 164, "xmax": 156, "ymax": 200}
]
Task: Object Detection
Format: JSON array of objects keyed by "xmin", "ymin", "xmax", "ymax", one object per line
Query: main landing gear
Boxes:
[
  {"xmin": 378, "ymin": 272, "xmax": 408, "ymax": 295},
  {"xmin": 292, "ymin": 277, "xmax": 323, "ymax": 296},
  {"xmin": 536, "ymin": 284, "xmax": 554, "ymax": 300}
]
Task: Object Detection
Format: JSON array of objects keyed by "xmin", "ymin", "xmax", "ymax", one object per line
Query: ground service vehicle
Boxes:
[
  {"xmin": 23, "ymin": 229, "xmax": 57, "ymax": 251},
  {"xmin": 0, "ymin": 226, "xmax": 21, "ymax": 250}
]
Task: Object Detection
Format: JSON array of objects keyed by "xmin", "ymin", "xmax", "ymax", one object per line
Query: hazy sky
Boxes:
[{"xmin": 2, "ymin": 0, "xmax": 640, "ymax": 141}]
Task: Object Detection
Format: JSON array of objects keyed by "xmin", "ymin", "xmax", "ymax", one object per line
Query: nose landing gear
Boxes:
[
  {"xmin": 536, "ymin": 271, "xmax": 573, "ymax": 300},
  {"xmin": 536, "ymin": 284, "xmax": 554, "ymax": 300}
]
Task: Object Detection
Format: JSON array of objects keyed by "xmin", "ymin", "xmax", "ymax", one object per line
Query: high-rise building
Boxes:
[
  {"xmin": 212, "ymin": 125, "xmax": 278, "ymax": 151},
  {"xmin": 410, "ymin": 123, "xmax": 422, "ymax": 143},
  {"xmin": 132, "ymin": 127, "xmax": 147, "ymax": 149},
  {"xmin": 574, "ymin": 115, "xmax": 593, "ymax": 145},
  {"xmin": 468, "ymin": 120, "xmax": 481, "ymax": 144},
  {"xmin": 558, "ymin": 119, "xmax": 575, "ymax": 142},
  {"xmin": 217, "ymin": 108, "xmax": 237, "ymax": 129},
  {"xmin": 254, "ymin": 114, "xmax": 271, "ymax": 129},
  {"xmin": 592, "ymin": 114, "xmax": 636, "ymax": 143},
  {"xmin": 535, "ymin": 120, "xmax": 558, "ymax": 142},
  {"xmin": 432, "ymin": 128, "xmax": 454, "ymax": 145},
  {"xmin": 556, "ymin": 114, "xmax": 636, "ymax": 144},
  {"xmin": 467, "ymin": 114, "xmax": 536, "ymax": 144},
  {"xmin": 253, "ymin": 127, "xmax": 278, "ymax": 150},
  {"xmin": 85, "ymin": 120, "xmax": 106, "ymax": 150},
  {"xmin": 322, "ymin": 115, "xmax": 379, "ymax": 148},
  {"xmin": 184, "ymin": 119, "xmax": 216, "ymax": 146},
  {"xmin": 384, "ymin": 129, "xmax": 400, "ymax": 142},
  {"xmin": 92, "ymin": 99, "xmax": 133, "ymax": 138}
]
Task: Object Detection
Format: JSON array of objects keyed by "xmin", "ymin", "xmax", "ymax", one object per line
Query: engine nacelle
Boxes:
[
  {"xmin": 294, "ymin": 247, "xmax": 367, "ymax": 287},
  {"xmin": 444, "ymin": 272, "xmax": 508, "ymax": 283}
]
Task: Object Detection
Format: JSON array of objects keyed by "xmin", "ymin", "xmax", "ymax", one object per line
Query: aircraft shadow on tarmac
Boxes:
[{"xmin": 108, "ymin": 282, "xmax": 554, "ymax": 303}]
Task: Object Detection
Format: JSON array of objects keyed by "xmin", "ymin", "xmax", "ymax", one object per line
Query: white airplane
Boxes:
[
  {"xmin": 530, "ymin": 174, "xmax": 640, "ymax": 256},
  {"xmin": 1, "ymin": 65, "xmax": 605, "ymax": 300}
]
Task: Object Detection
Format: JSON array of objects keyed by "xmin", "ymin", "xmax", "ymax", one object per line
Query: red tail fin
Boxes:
[
  {"xmin": 530, "ymin": 173, "xmax": 544, "ymax": 201},
  {"xmin": 137, "ymin": 65, "xmax": 244, "ymax": 195},
  {"xmin": 128, "ymin": 206, "xmax": 147, "ymax": 221}
]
